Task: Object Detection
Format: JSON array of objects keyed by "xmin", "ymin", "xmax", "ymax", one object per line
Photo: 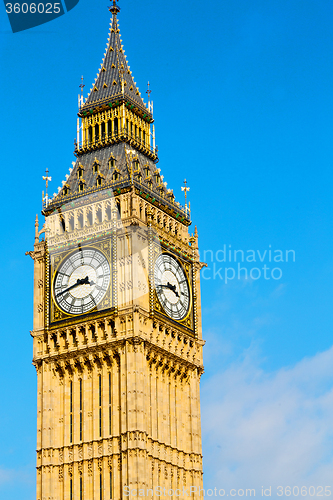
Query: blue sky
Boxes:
[{"xmin": 1, "ymin": 0, "xmax": 333, "ymax": 498}]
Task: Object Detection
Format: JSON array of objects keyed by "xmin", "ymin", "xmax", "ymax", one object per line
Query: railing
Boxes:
[{"xmin": 74, "ymin": 130, "xmax": 158, "ymax": 159}]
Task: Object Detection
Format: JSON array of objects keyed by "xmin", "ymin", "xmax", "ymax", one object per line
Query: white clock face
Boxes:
[
  {"xmin": 53, "ymin": 248, "xmax": 110, "ymax": 315},
  {"xmin": 154, "ymin": 254, "xmax": 190, "ymax": 320}
]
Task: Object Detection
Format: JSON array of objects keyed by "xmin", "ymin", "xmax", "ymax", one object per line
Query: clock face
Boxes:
[
  {"xmin": 53, "ymin": 248, "xmax": 110, "ymax": 315},
  {"xmin": 154, "ymin": 254, "xmax": 190, "ymax": 320}
]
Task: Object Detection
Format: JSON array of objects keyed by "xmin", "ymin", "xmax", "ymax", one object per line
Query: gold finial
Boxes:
[
  {"xmin": 79, "ymin": 75, "xmax": 85, "ymax": 96},
  {"xmin": 42, "ymin": 168, "xmax": 52, "ymax": 207},
  {"xmin": 146, "ymin": 81, "xmax": 151, "ymax": 104},
  {"xmin": 109, "ymin": 0, "xmax": 120, "ymax": 15},
  {"xmin": 181, "ymin": 179, "xmax": 190, "ymax": 216}
]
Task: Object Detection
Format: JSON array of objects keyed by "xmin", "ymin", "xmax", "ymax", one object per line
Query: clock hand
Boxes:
[
  {"xmin": 57, "ymin": 276, "xmax": 93, "ymax": 297},
  {"xmin": 156, "ymin": 282, "xmax": 180, "ymax": 298}
]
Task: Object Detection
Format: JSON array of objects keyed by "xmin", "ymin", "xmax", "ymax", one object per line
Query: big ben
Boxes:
[{"xmin": 28, "ymin": 1, "xmax": 205, "ymax": 499}]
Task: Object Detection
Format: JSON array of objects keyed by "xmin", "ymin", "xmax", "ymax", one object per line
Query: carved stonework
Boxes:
[{"xmin": 58, "ymin": 465, "xmax": 64, "ymax": 482}]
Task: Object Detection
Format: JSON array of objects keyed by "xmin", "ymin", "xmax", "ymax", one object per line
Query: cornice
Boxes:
[{"xmin": 33, "ymin": 333, "xmax": 203, "ymax": 373}]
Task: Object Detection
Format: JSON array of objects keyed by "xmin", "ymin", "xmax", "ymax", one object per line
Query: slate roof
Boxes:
[
  {"xmin": 81, "ymin": 6, "xmax": 150, "ymax": 116},
  {"xmin": 68, "ymin": 143, "xmax": 161, "ymax": 193},
  {"xmin": 46, "ymin": 143, "xmax": 188, "ymax": 221}
]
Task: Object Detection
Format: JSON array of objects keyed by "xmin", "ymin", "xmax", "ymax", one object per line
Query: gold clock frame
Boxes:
[
  {"xmin": 48, "ymin": 237, "xmax": 113, "ymax": 328},
  {"xmin": 152, "ymin": 249, "xmax": 195, "ymax": 335}
]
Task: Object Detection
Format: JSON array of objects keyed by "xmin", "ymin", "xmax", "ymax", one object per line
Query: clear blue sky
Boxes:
[{"xmin": 1, "ymin": 0, "xmax": 333, "ymax": 498}]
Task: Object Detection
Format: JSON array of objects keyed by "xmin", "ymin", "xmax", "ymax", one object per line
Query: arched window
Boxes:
[
  {"xmin": 87, "ymin": 210, "xmax": 92, "ymax": 226},
  {"xmin": 107, "ymin": 120, "xmax": 112, "ymax": 138},
  {"xmin": 96, "ymin": 207, "xmax": 102, "ymax": 223},
  {"xmin": 92, "ymin": 159, "xmax": 99, "ymax": 174},
  {"xmin": 114, "ymin": 118, "xmax": 118, "ymax": 136},
  {"xmin": 154, "ymin": 170, "xmax": 160, "ymax": 185},
  {"xmin": 77, "ymin": 165, "xmax": 84, "ymax": 178},
  {"xmin": 78, "ymin": 213, "xmax": 83, "ymax": 229},
  {"xmin": 68, "ymin": 214, "xmax": 74, "ymax": 232},
  {"xmin": 106, "ymin": 205, "xmax": 112, "ymax": 220},
  {"xmin": 133, "ymin": 159, "xmax": 139, "ymax": 172},
  {"xmin": 116, "ymin": 199, "xmax": 121, "ymax": 216}
]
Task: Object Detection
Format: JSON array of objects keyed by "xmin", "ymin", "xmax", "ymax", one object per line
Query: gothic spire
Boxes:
[{"xmin": 80, "ymin": 0, "xmax": 151, "ymax": 118}]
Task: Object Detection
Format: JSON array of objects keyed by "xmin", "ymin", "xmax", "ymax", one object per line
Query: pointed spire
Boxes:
[{"xmin": 81, "ymin": 1, "xmax": 152, "ymax": 118}]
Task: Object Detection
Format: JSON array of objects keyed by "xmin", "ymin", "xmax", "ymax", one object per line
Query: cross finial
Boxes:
[{"xmin": 109, "ymin": 0, "xmax": 120, "ymax": 15}]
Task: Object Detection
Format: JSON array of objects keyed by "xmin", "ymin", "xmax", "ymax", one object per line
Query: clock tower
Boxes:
[{"xmin": 28, "ymin": 2, "xmax": 205, "ymax": 499}]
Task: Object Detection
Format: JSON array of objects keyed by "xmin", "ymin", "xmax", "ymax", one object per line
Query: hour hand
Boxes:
[
  {"xmin": 57, "ymin": 276, "xmax": 92, "ymax": 297},
  {"xmin": 156, "ymin": 282, "xmax": 180, "ymax": 298}
]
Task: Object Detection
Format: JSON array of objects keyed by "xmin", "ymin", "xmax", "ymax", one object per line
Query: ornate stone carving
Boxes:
[{"xmin": 58, "ymin": 465, "xmax": 64, "ymax": 482}]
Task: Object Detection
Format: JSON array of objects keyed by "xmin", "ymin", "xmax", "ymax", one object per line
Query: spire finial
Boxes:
[
  {"xmin": 109, "ymin": 0, "xmax": 120, "ymax": 16},
  {"xmin": 42, "ymin": 168, "xmax": 52, "ymax": 208},
  {"xmin": 181, "ymin": 179, "xmax": 191, "ymax": 217},
  {"xmin": 79, "ymin": 76, "xmax": 85, "ymax": 96},
  {"xmin": 146, "ymin": 81, "xmax": 151, "ymax": 105}
]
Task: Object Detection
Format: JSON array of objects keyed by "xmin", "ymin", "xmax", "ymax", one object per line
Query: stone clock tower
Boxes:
[{"xmin": 28, "ymin": 2, "xmax": 205, "ymax": 499}]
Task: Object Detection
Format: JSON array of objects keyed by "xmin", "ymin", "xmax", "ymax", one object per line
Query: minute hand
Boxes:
[{"xmin": 57, "ymin": 276, "xmax": 90, "ymax": 297}]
